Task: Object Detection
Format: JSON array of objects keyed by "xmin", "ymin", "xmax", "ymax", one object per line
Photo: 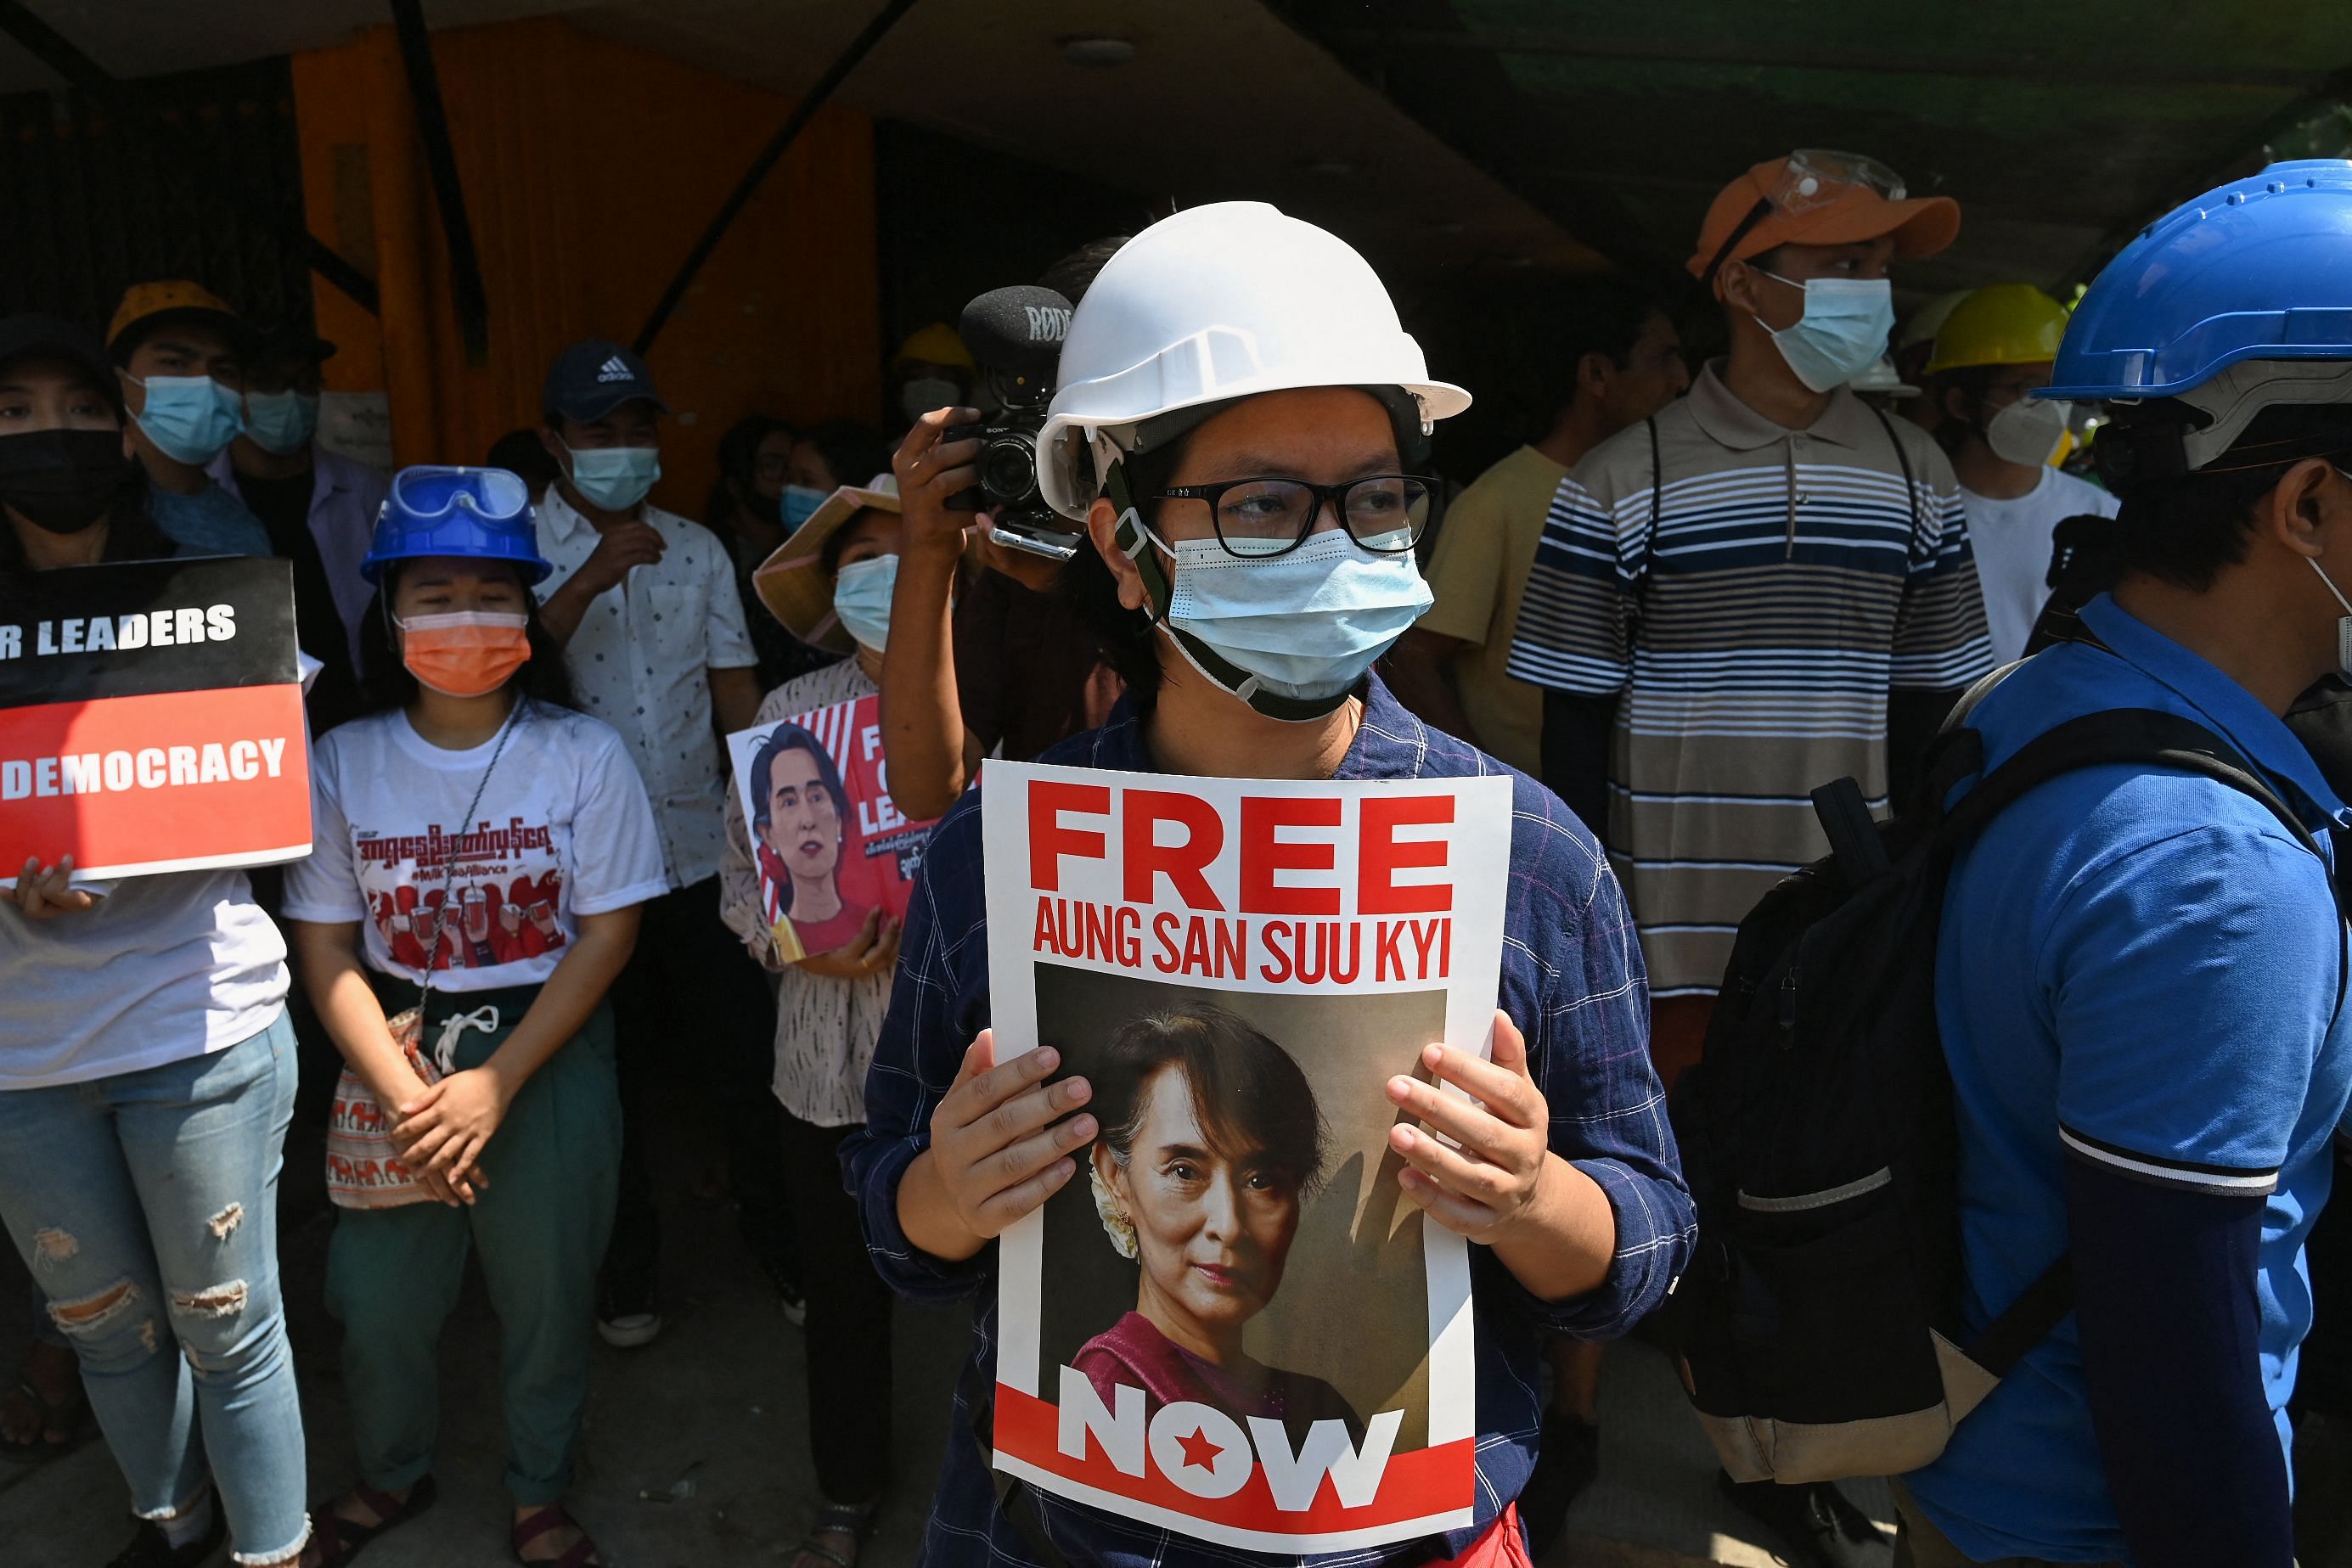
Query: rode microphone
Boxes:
[{"xmin": 958, "ymin": 285, "xmax": 1073, "ymax": 403}]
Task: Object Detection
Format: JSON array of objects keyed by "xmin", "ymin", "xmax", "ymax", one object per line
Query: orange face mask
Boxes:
[{"xmin": 397, "ymin": 611, "xmax": 532, "ymax": 697}]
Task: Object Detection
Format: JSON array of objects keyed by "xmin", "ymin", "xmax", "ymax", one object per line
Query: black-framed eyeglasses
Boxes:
[{"xmin": 1150, "ymin": 474, "xmax": 1435, "ymax": 558}]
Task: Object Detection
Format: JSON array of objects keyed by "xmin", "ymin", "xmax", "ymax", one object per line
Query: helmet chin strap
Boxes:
[{"xmin": 1104, "ymin": 459, "xmax": 1355, "ymax": 723}]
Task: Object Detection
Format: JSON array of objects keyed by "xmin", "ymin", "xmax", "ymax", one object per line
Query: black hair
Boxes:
[
  {"xmin": 1092, "ymin": 1002, "xmax": 1327, "ymax": 1197},
  {"xmin": 485, "ymin": 428, "xmax": 560, "ymax": 497},
  {"xmin": 1038, "ymin": 236, "xmax": 1132, "ymax": 306},
  {"xmin": 796, "ymin": 419, "xmax": 887, "ymax": 495},
  {"xmin": 2096, "ymin": 402, "xmax": 2352, "ymax": 593},
  {"xmin": 355, "ymin": 557, "xmax": 577, "ymax": 716},
  {"xmin": 748, "ymin": 723, "xmax": 849, "ymax": 915},
  {"xmin": 819, "ymin": 504, "xmax": 894, "ymax": 579},
  {"xmin": 1058, "ymin": 428, "xmax": 1195, "ymax": 710},
  {"xmin": 1928, "ymin": 365, "xmax": 2007, "ymax": 459},
  {"xmin": 1518, "ymin": 275, "xmax": 1669, "ymax": 431},
  {"xmin": 704, "ymin": 413, "xmax": 796, "ymax": 534}
]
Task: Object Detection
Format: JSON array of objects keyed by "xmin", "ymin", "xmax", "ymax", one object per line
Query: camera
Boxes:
[{"xmin": 945, "ymin": 284, "xmax": 1083, "ymax": 562}]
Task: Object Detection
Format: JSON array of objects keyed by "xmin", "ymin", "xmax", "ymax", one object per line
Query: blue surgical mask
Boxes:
[
  {"xmin": 1755, "ymin": 275, "xmax": 1895, "ymax": 394},
  {"xmin": 126, "ymin": 374, "xmax": 245, "ymax": 464},
  {"xmin": 563, "ymin": 442, "xmax": 660, "ymax": 511},
  {"xmin": 1156, "ymin": 525, "xmax": 1433, "ymax": 709},
  {"xmin": 244, "ymin": 390, "xmax": 319, "ymax": 457},
  {"xmin": 832, "ymin": 554, "xmax": 897, "ymax": 651},
  {"xmin": 780, "ymin": 484, "xmax": 827, "ymax": 532}
]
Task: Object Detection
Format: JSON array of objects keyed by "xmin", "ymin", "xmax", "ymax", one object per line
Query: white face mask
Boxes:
[
  {"xmin": 2309, "ymin": 554, "xmax": 2352, "ymax": 679},
  {"xmin": 1985, "ymin": 396, "xmax": 2072, "ymax": 469},
  {"xmin": 899, "ymin": 378, "xmax": 961, "ymax": 424}
]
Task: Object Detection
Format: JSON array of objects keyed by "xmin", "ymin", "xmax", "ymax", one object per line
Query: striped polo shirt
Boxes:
[{"xmin": 1506, "ymin": 362, "xmax": 1993, "ymax": 995}]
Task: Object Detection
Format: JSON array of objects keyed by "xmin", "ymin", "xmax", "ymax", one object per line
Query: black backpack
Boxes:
[{"xmin": 1667, "ymin": 683, "xmax": 2349, "ymax": 1485}]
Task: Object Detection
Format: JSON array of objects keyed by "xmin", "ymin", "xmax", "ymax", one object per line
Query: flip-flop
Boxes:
[
  {"xmin": 510, "ymin": 1503, "xmax": 605, "ymax": 1568},
  {"xmin": 308, "ymin": 1475, "xmax": 438, "ymax": 1566},
  {"xmin": 791, "ymin": 1498, "xmax": 881, "ymax": 1568},
  {"xmin": 0, "ymin": 1376, "xmax": 96, "ymax": 1464}
]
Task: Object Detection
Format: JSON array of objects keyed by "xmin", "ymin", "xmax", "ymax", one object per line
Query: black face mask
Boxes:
[{"xmin": 0, "ymin": 427, "xmax": 132, "ymax": 535}]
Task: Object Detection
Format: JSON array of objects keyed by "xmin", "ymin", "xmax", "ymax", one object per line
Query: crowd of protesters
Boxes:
[{"xmin": 3, "ymin": 142, "xmax": 2350, "ymax": 1568}]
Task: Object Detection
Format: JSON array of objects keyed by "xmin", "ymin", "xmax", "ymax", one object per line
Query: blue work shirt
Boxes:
[
  {"xmin": 146, "ymin": 478, "xmax": 269, "ymax": 559},
  {"xmin": 1910, "ymin": 593, "xmax": 2352, "ymax": 1561},
  {"xmin": 841, "ymin": 674, "xmax": 1696, "ymax": 1566}
]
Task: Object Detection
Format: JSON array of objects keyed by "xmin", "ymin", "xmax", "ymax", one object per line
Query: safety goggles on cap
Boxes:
[
  {"xmin": 389, "ymin": 464, "xmax": 532, "ymax": 524},
  {"xmin": 1701, "ymin": 149, "xmax": 1911, "ymax": 287},
  {"xmin": 364, "ymin": 464, "xmax": 552, "ymax": 585}
]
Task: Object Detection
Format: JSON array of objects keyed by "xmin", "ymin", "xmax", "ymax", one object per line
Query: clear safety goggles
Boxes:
[
  {"xmin": 390, "ymin": 464, "xmax": 532, "ymax": 525},
  {"xmin": 1702, "ymin": 149, "xmax": 1912, "ymax": 286}
]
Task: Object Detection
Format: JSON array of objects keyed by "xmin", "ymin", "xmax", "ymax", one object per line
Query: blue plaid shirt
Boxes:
[{"xmin": 842, "ymin": 675, "xmax": 1694, "ymax": 1566}]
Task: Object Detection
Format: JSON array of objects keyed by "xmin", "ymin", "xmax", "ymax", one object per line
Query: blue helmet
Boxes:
[
  {"xmin": 361, "ymin": 465, "xmax": 552, "ymax": 585},
  {"xmin": 2044, "ymin": 160, "xmax": 2352, "ymax": 402}
]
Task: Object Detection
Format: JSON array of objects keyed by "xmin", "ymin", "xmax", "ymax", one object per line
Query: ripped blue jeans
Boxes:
[{"xmin": 0, "ymin": 1011, "xmax": 307, "ymax": 1565}]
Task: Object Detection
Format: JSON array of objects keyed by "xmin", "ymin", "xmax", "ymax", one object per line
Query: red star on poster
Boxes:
[{"xmin": 1174, "ymin": 1425, "xmax": 1224, "ymax": 1472}]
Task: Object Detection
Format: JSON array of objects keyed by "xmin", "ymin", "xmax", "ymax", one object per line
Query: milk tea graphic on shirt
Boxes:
[{"xmin": 355, "ymin": 817, "xmax": 568, "ymax": 974}]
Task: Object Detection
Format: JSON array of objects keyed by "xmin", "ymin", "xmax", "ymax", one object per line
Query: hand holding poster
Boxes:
[
  {"xmin": 727, "ymin": 692, "xmax": 940, "ymax": 963},
  {"xmin": 982, "ymin": 762, "xmax": 1512, "ymax": 1553},
  {"xmin": 0, "ymin": 557, "xmax": 308, "ymax": 884}
]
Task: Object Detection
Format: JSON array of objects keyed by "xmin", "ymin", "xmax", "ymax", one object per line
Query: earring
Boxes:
[{"xmin": 1089, "ymin": 1160, "xmax": 1139, "ymax": 1262}]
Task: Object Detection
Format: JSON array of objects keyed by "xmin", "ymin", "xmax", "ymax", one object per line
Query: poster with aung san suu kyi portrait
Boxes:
[{"xmin": 982, "ymin": 762, "xmax": 1511, "ymax": 1553}]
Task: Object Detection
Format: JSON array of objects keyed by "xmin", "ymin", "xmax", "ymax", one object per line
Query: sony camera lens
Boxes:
[{"xmin": 979, "ymin": 430, "xmax": 1040, "ymax": 505}]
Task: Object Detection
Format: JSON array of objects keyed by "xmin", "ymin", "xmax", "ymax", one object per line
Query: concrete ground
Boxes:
[{"xmin": 0, "ymin": 1100, "xmax": 1892, "ymax": 1568}]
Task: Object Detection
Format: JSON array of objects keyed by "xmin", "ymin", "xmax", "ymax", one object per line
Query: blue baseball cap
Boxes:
[{"xmin": 543, "ymin": 338, "xmax": 670, "ymax": 424}]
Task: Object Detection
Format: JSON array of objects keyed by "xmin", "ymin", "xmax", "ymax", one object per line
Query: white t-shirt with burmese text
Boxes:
[{"xmin": 284, "ymin": 701, "xmax": 667, "ymax": 992}]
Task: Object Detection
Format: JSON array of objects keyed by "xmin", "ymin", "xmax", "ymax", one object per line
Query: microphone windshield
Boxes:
[{"xmin": 959, "ymin": 286, "xmax": 1074, "ymax": 379}]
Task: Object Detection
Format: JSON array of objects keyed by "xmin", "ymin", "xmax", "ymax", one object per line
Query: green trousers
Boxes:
[{"xmin": 324, "ymin": 989, "xmax": 621, "ymax": 1505}]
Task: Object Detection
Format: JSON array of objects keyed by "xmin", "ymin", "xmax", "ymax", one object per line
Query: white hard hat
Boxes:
[
  {"xmin": 1038, "ymin": 201, "xmax": 1470, "ymax": 520},
  {"xmin": 1897, "ymin": 289, "xmax": 1971, "ymax": 354},
  {"xmin": 1848, "ymin": 354, "xmax": 1919, "ymax": 397}
]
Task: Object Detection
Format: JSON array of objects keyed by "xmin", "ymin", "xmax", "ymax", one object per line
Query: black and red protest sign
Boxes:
[{"xmin": 0, "ymin": 556, "xmax": 310, "ymax": 883}]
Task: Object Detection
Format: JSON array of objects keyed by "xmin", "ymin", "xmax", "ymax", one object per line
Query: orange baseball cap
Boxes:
[
  {"xmin": 106, "ymin": 280, "xmax": 248, "ymax": 357},
  {"xmin": 1690, "ymin": 151, "xmax": 1961, "ymax": 289}
]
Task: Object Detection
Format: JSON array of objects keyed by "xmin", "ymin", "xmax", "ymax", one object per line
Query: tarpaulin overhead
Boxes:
[{"xmin": 1274, "ymin": 0, "xmax": 2352, "ymax": 295}]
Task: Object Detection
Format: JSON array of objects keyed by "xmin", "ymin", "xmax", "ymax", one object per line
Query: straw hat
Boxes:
[{"xmin": 752, "ymin": 473, "xmax": 900, "ymax": 653}]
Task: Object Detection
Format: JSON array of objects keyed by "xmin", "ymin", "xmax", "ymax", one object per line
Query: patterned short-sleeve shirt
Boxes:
[{"xmin": 535, "ymin": 485, "xmax": 758, "ymax": 890}]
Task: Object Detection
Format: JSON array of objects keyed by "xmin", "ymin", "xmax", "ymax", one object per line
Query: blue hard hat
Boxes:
[
  {"xmin": 2042, "ymin": 160, "xmax": 2352, "ymax": 402},
  {"xmin": 361, "ymin": 465, "xmax": 552, "ymax": 585}
]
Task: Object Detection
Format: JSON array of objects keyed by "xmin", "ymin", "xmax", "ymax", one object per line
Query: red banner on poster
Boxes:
[
  {"xmin": 727, "ymin": 692, "xmax": 941, "ymax": 963},
  {"xmin": 0, "ymin": 558, "xmax": 309, "ymax": 883},
  {"xmin": 981, "ymin": 763, "xmax": 1516, "ymax": 1554}
]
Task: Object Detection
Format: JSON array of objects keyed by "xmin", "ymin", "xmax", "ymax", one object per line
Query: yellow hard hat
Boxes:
[
  {"xmin": 1927, "ymin": 284, "xmax": 2069, "ymax": 374},
  {"xmin": 893, "ymin": 323, "xmax": 975, "ymax": 369}
]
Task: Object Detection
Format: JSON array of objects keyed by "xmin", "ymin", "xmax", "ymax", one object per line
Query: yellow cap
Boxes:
[
  {"xmin": 893, "ymin": 322, "xmax": 974, "ymax": 369},
  {"xmin": 107, "ymin": 280, "xmax": 245, "ymax": 355},
  {"xmin": 1927, "ymin": 284, "xmax": 2069, "ymax": 374}
]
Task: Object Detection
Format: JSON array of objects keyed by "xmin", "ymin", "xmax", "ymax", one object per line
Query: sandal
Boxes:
[
  {"xmin": 791, "ymin": 1498, "xmax": 880, "ymax": 1568},
  {"xmin": 307, "ymin": 1475, "xmax": 438, "ymax": 1566},
  {"xmin": 510, "ymin": 1503, "xmax": 605, "ymax": 1568},
  {"xmin": 0, "ymin": 1373, "xmax": 97, "ymax": 1463}
]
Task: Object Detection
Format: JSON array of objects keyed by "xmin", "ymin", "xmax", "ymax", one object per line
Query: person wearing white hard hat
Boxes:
[
  {"xmin": 845, "ymin": 200, "xmax": 1693, "ymax": 1567},
  {"xmin": 1895, "ymin": 288, "xmax": 1971, "ymax": 435}
]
